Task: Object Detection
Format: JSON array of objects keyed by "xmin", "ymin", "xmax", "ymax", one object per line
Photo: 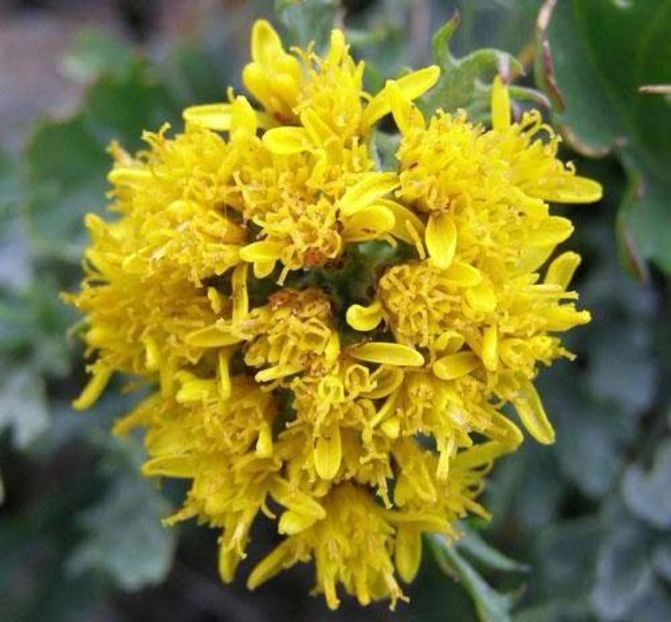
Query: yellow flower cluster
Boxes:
[{"xmin": 66, "ymin": 19, "xmax": 602, "ymax": 610}]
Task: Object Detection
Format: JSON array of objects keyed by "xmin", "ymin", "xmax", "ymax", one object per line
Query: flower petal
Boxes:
[
  {"xmin": 350, "ymin": 342, "xmax": 424, "ymax": 367},
  {"xmin": 339, "ymin": 173, "xmax": 398, "ymax": 217},
  {"xmin": 544, "ymin": 176, "xmax": 603, "ymax": 203},
  {"xmin": 386, "ymin": 80, "xmax": 425, "ymax": 134},
  {"xmin": 433, "ymin": 351, "xmax": 479, "ymax": 380},
  {"xmin": 444, "ymin": 261, "xmax": 483, "ymax": 287},
  {"xmin": 527, "ymin": 216, "xmax": 573, "ymax": 246},
  {"xmin": 255, "ymin": 423, "xmax": 273, "ymax": 458},
  {"xmin": 425, "ymin": 213, "xmax": 457, "ymax": 270},
  {"xmin": 545, "ymin": 251, "xmax": 581, "ymax": 289},
  {"xmin": 513, "ymin": 379, "xmax": 555, "ymax": 444},
  {"xmin": 379, "ymin": 199, "xmax": 426, "ymax": 245},
  {"xmin": 240, "ymin": 240, "xmax": 284, "ymax": 263},
  {"xmin": 342, "ymin": 204, "xmax": 395, "ymax": 241},
  {"xmin": 278, "ymin": 510, "xmax": 318, "ymax": 535},
  {"xmin": 481, "ymin": 325, "xmax": 498, "ymax": 371},
  {"xmin": 395, "ymin": 525, "xmax": 423, "ymax": 583},
  {"xmin": 364, "ymin": 65, "xmax": 440, "ymax": 126},
  {"xmin": 251, "ymin": 19, "xmax": 284, "ymax": 65},
  {"xmin": 218, "ymin": 349, "xmax": 233, "ymax": 400},
  {"xmin": 186, "ymin": 324, "xmax": 242, "ymax": 347},
  {"xmin": 183, "ymin": 104, "xmax": 233, "ymax": 131},
  {"xmin": 231, "ymin": 263, "xmax": 249, "ymax": 324},
  {"xmin": 73, "ymin": 368, "xmax": 112, "ymax": 410},
  {"xmin": 314, "ymin": 428, "xmax": 342, "ymax": 480},
  {"xmin": 247, "ymin": 540, "xmax": 294, "ymax": 590},
  {"xmin": 466, "ymin": 281, "xmax": 497, "ymax": 312},
  {"xmin": 491, "ymin": 75, "xmax": 511, "ymax": 131},
  {"xmin": 262, "ymin": 127, "xmax": 312, "ymax": 154},
  {"xmin": 346, "ymin": 300, "xmax": 384, "ymax": 331}
]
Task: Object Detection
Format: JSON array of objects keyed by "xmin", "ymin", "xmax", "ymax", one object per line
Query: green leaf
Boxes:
[
  {"xmin": 622, "ymin": 438, "xmax": 671, "ymax": 529},
  {"xmin": 0, "ymin": 148, "xmax": 31, "ymax": 290},
  {"xmin": 652, "ymin": 541, "xmax": 671, "ymax": 583},
  {"xmin": 83, "ymin": 61, "xmax": 178, "ymax": 149},
  {"xmin": 426, "ymin": 12, "xmax": 548, "ymax": 119},
  {"xmin": 457, "ymin": 524, "xmax": 529, "ymax": 573},
  {"xmin": 513, "ymin": 599, "xmax": 590, "ymax": 622},
  {"xmin": 0, "ymin": 366, "xmax": 50, "ymax": 450},
  {"xmin": 25, "ymin": 62, "xmax": 178, "ymax": 262},
  {"xmin": 67, "ymin": 437, "xmax": 176, "ymax": 591},
  {"xmin": 62, "ymin": 28, "xmax": 135, "ymax": 83},
  {"xmin": 25, "ymin": 116, "xmax": 108, "ymax": 261},
  {"xmin": 535, "ymin": 0, "xmax": 671, "ymax": 274},
  {"xmin": 533, "ymin": 517, "xmax": 603, "ymax": 600},
  {"xmin": 429, "ymin": 534, "xmax": 523, "ymax": 622},
  {"xmin": 275, "ymin": 0, "xmax": 339, "ymax": 50},
  {"xmin": 590, "ymin": 522, "xmax": 654, "ymax": 620}
]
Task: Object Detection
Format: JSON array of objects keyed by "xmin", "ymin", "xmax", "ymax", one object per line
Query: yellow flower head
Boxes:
[{"xmin": 66, "ymin": 19, "xmax": 602, "ymax": 610}]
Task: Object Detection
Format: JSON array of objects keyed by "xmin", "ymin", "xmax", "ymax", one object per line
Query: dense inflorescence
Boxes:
[{"xmin": 66, "ymin": 20, "xmax": 602, "ymax": 609}]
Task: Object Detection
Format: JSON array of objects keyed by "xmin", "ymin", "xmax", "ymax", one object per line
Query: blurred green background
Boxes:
[{"xmin": 1, "ymin": 0, "xmax": 670, "ymax": 620}]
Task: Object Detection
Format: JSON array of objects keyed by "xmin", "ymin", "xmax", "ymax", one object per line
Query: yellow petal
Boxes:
[
  {"xmin": 433, "ymin": 351, "xmax": 479, "ymax": 380},
  {"xmin": 324, "ymin": 330, "xmax": 341, "ymax": 363},
  {"xmin": 301, "ymin": 108, "xmax": 335, "ymax": 145},
  {"xmin": 186, "ymin": 324, "xmax": 242, "ymax": 347},
  {"xmin": 350, "ymin": 342, "xmax": 424, "ymax": 367},
  {"xmin": 339, "ymin": 173, "xmax": 398, "ymax": 217},
  {"xmin": 144, "ymin": 337, "xmax": 160, "ymax": 370},
  {"xmin": 342, "ymin": 204, "xmax": 395, "ymax": 241},
  {"xmin": 278, "ymin": 510, "xmax": 318, "ymax": 535},
  {"xmin": 183, "ymin": 104, "xmax": 234, "ymax": 131},
  {"xmin": 73, "ymin": 368, "xmax": 112, "ymax": 410},
  {"xmin": 314, "ymin": 428, "xmax": 342, "ymax": 480},
  {"xmin": 346, "ymin": 300, "xmax": 384, "ymax": 331},
  {"xmin": 386, "ymin": 80, "xmax": 425, "ymax": 134},
  {"xmin": 107, "ymin": 167, "xmax": 151, "ymax": 186},
  {"xmin": 513, "ymin": 379, "xmax": 555, "ymax": 444},
  {"xmin": 219, "ymin": 546, "xmax": 241, "ymax": 584},
  {"xmin": 452, "ymin": 441, "xmax": 508, "ymax": 470},
  {"xmin": 491, "ymin": 75, "xmax": 511, "ymax": 131},
  {"xmin": 218, "ymin": 349, "xmax": 233, "ymax": 400},
  {"xmin": 481, "ymin": 325, "xmax": 498, "ymax": 371},
  {"xmin": 364, "ymin": 65, "xmax": 440, "ymax": 126},
  {"xmin": 270, "ymin": 479, "xmax": 327, "ymax": 519},
  {"xmin": 379, "ymin": 199, "xmax": 426, "ymax": 245},
  {"xmin": 364, "ymin": 367, "xmax": 404, "ymax": 399},
  {"xmin": 247, "ymin": 540, "xmax": 293, "ymax": 590},
  {"xmin": 489, "ymin": 413, "xmax": 524, "ymax": 449},
  {"xmin": 396, "ymin": 64, "xmax": 441, "ymax": 97},
  {"xmin": 444, "ymin": 261, "xmax": 483, "ymax": 287},
  {"xmin": 543, "ymin": 176, "xmax": 603, "ymax": 203},
  {"xmin": 231, "ymin": 262, "xmax": 249, "ymax": 324},
  {"xmin": 240, "ymin": 240, "xmax": 284, "ymax": 263},
  {"xmin": 426, "ymin": 213, "xmax": 457, "ymax": 270},
  {"xmin": 395, "ymin": 525, "xmax": 423, "ymax": 584},
  {"xmin": 176, "ymin": 377, "xmax": 213, "ymax": 403},
  {"xmin": 381, "ymin": 415, "xmax": 401, "ymax": 439},
  {"xmin": 255, "ymin": 364, "xmax": 303, "ymax": 382},
  {"xmin": 545, "ymin": 251, "xmax": 581, "ymax": 289},
  {"xmin": 262, "ymin": 127, "xmax": 312, "ymax": 154},
  {"xmin": 515, "ymin": 244, "xmax": 555, "ymax": 273},
  {"xmin": 251, "ymin": 19, "xmax": 284, "ymax": 65},
  {"xmin": 142, "ymin": 455, "xmax": 199, "ymax": 478},
  {"xmin": 254, "ymin": 260, "xmax": 276, "ymax": 279},
  {"xmin": 255, "ymin": 423, "xmax": 273, "ymax": 458},
  {"xmin": 434, "ymin": 331, "xmax": 465, "ymax": 354},
  {"xmin": 229, "ymin": 96, "xmax": 259, "ymax": 139},
  {"xmin": 527, "ymin": 216, "xmax": 573, "ymax": 246},
  {"xmin": 466, "ymin": 281, "xmax": 497, "ymax": 312}
]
